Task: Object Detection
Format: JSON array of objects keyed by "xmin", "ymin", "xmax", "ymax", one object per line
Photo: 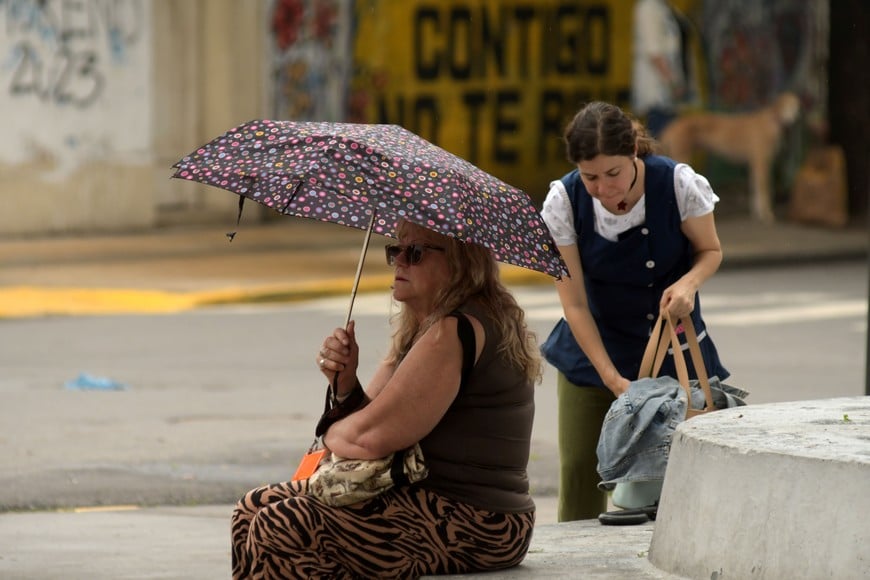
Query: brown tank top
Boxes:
[{"xmin": 417, "ymin": 304, "xmax": 535, "ymax": 513}]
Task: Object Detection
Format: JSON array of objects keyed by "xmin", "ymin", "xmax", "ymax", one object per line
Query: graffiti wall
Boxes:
[
  {"xmin": 695, "ymin": 0, "xmax": 828, "ymax": 199},
  {"xmin": 349, "ymin": 0, "xmax": 634, "ymax": 196},
  {"xmin": 268, "ymin": 0, "xmax": 354, "ymax": 122},
  {"xmin": 0, "ymin": 0, "xmax": 151, "ymax": 172},
  {"xmin": 701, "ymin": 0, "xmax": 827, "ymax": 115}
]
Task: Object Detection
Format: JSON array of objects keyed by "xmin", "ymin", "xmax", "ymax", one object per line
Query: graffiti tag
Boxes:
[{"xmin": 1, "ymin": 0, "xmax": 143, "ymax": 109}]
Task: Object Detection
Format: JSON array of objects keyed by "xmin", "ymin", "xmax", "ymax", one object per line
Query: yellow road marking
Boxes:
[{"xmin": 67, "ymin": 505, "xmax": 141, "ymax": 513}]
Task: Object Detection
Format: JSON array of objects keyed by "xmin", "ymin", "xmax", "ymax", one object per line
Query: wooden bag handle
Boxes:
[{"xmin": 638, "ymin": 313, "xmax": 715, "ymax": 419}]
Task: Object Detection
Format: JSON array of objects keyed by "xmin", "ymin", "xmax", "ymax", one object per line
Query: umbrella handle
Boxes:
[{"xmin": 345, "ymin": 211, "xmax": 376, "ymax": 328}]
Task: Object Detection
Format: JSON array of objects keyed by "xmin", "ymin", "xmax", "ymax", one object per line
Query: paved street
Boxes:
[
  {"xmin": 1, "ymin": 262, "xmax": 867, "ymax": 512},
  {"xmin": 0, "ymin": 215, "xmax": 867, "ymax": 579}
]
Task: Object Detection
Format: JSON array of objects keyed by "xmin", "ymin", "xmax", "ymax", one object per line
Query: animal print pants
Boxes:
[{"xmin": 231, "ymin": 479, "xmax": 535, "ymax": 579}]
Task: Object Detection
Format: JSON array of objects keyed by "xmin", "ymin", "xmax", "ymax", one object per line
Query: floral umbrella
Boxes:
[{"xmin": 171, "ymin": 120, "xmax": 566, "ymax": 320}]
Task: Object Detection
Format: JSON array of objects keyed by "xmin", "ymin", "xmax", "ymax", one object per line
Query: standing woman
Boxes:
[{"xmin": 540, "ymin": 101, "xmax": 729, "ymax": 521}]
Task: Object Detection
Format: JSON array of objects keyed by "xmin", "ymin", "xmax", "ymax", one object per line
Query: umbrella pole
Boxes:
[{"xmin": 345, "ymin": 211, "xmax": 376, "ymax": 328}]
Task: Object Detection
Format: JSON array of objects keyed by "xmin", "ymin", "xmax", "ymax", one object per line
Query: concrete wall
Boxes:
[
  {"xmin": 151, "ymin": 0, "xmax": 267, "ymax": 228},
  {"xmin": 0, "ymin": 0, "xmax": 155, "ymax": 236},
  {"xmin": 0, "ymin": 0, "xmax": 841, "ymax": 238},
  {"xmin": 0, "ymin": 0, "xmax": 640, "ymax": 237},
  {"xmin": 0, "ymin": 0, "xmax": 267, "ymax": 238}
]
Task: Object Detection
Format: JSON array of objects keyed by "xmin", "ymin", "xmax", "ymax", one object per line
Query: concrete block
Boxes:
[{"xmin": 649, "ymin": 396, "xmax": 870, "ymax": 580}]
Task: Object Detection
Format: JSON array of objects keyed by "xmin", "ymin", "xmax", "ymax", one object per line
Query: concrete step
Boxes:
[
  {"xmin": 425, "ymin": 519, "xmax": 683, "ymax": 579},
  {"xmin": 650, "ymin": 396, "xmax": 870, "ymax": 580}
]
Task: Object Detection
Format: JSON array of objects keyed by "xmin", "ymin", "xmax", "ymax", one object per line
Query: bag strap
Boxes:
[
  {"xmin": 638, "ymin": 315, "xmax": 668, "ymax": 379},
  {"xmin": 315, "ymin": 375, "xmax": 366, "ymax": 437},
  {"xmin": 677, "ymin": 316, "xmax": 715, "ymax": 417},
  {"xmin": 639, "ymin": 312, "xmax": 715, "ymax": 418},
  {"xmin": 390, "ymin": 451, "xmax": 410, "ymax": 486}
]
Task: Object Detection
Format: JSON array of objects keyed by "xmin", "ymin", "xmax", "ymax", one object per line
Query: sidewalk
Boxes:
[
  {"xmin": 0, "ymin": 502, "xmax": 685, "ymax": 580},
  {"xmin": 0, "ymin": 215, "xmax": 866, "ymax": 318}
]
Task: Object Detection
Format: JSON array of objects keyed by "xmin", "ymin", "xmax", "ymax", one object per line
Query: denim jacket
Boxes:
[{"xmin": 596, "ymin": 376, "xmax": 748, "ymax": 490}]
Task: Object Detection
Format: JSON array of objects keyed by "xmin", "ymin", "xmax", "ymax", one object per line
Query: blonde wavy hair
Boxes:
[{"xmin": 386, "ymin": 222, "xmax": 542, "ymax": 384}]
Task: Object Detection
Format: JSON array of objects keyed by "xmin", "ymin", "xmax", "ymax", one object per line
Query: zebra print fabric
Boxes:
[{"xmin": 231, "ymin": 480, "xmax": 535, "ymax": 578}]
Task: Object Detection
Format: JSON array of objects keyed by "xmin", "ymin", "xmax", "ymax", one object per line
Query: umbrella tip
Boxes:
[{"xmin": 226, "ymin": 231, "xmax": 237, "ymax": 242}]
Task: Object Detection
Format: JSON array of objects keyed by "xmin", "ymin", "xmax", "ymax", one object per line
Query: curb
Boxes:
[
  {"xmin": 1, "ymin": 249, "xmax": 864, "ymax": 319},
  {"xmin": 0, "ymin": 267, "xmax": 552, "ymax": 319}
]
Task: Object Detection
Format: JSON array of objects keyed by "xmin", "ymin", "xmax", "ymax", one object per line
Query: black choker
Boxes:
[{"xmin": 617, "ymin": 159, "xmax": 638, "ymax": 211}]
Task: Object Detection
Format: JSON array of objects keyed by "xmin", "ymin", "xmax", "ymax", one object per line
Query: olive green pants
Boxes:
[{"xmin": 557, "ymin": 373, "xmax": 616, "ymax": 522}]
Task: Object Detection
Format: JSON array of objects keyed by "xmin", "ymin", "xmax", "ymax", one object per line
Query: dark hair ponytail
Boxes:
[{"xmin": 563, "ymin": 102, "xmax": 657, "ymax": 163}]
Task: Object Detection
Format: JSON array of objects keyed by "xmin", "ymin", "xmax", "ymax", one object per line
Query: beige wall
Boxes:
[
  {"xmin": 1, "ymin": 0, "xmax": 838, "ymax": 237},
  {"xmin": 0, "ymin": 0, "xmax": 155, "ymax": 236},
  {"xmin": 0, "ymin": 0, "xmax": 268, "ymax": 238},
  {"xmin": 152, "ymin": 0, "xmax": 269, "ymax": 227},
  {"xmin": 0, "ymin": 0, "xmax": 639, "ymax": 237}
]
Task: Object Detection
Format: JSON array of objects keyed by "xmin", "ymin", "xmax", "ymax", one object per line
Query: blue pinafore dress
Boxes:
[{"xmin": 541, "ymin": 156, "xmax": 728, "ymax": 388}]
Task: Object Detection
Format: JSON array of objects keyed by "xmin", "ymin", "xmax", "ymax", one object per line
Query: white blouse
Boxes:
[{"xmin": 541, "ymin": 162, "xmax": 719, "ymax": 244}]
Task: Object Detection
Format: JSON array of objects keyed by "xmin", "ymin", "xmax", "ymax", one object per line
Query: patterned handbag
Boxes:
[
  {"xmin": 291, "ymin": 377, "xmax": 430, "ymax": 507},
  {"xmin": 305, "ymin": 439, "xmax": 429, "ymax": 507}
]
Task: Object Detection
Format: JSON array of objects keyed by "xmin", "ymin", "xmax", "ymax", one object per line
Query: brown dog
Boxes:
[{"xmin": 658, "ymin": 92, "xmax": 800, "ymax": 223}]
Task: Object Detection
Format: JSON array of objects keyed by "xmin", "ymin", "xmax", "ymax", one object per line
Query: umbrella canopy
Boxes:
[{"xmin": 171, "ymin": 120, "xmax": 566, "ymax": 279}]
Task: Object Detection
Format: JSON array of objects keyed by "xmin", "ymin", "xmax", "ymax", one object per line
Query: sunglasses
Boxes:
[{"xmin": 384, "ymin": 243, "xmax": 445, "ymax": 266}]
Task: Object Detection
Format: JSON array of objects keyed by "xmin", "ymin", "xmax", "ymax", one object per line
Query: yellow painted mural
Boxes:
[{"xmin": 351, "ymin": 0, "xmax": 635, "ymax": 198}]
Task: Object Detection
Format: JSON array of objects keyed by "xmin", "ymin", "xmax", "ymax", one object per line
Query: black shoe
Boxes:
[{"xmin": 597, "ymin": 504, "xmax": 658, "ymax": 526}]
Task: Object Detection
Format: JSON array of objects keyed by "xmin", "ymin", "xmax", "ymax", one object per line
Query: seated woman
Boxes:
[{"xmin": 231, "ymin": 220, "xmax": 542, "ymax": 579}]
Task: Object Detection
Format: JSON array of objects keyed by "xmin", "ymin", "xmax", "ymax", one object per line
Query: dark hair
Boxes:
[{"xmin": 563, "ymin": 101, "xmax": 656, "ymax": 163}]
